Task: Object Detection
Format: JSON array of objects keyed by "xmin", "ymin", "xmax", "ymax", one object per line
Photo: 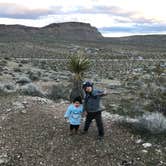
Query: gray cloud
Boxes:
[
  {"xmin": 0, "ymin": 3, "xmax": 62, "ymax": 19},
  {"xmin": 0, "ymin": 1, "xmax": 162, "ymax": 37},
  {"xmin": 0, "ymin": 2, "xmax": 156, "ymax": 25},
  {"xmin": 76, "ymin": 6, "xmax": 132, "ymax": 16},
  {"xmin": 75, "ymin": 6, "xmax": 156, "ymax": 24}
]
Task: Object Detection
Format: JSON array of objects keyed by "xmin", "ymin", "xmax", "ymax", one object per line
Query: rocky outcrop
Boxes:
[
  {"xmin": 42, "ymin": 22, "xmax": 103, "ymax": 41},
  {"xmin": 0, "ymin": 22, "xmax": 103, "ymax": 41}
]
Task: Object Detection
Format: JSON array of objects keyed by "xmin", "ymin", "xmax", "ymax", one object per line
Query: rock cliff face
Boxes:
[
  {"xmin": 42, "ymin": 22, "xmax": 103, "ymax": 40},
  {"xmin": 0, "ymin": 22, "xmax": 103, "ymax": 41}
]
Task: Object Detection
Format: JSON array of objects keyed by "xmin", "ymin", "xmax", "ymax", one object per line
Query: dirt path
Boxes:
[{"xmin": 0, "ymin": 95, "xmax": 165, "ymax": 166}]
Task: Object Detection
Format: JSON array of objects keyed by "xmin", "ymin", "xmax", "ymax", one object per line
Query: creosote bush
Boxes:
[{"xmin": 137, "ymin": 112, "xmax": 166, "ymax": 134}]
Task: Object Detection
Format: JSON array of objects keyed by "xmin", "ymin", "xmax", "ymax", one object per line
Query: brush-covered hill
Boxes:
[
  {"xmin": 0, "ymin": 22, "xmax": 166, "ymax": 59},
  {"xmin": 104, "ymin": 35, "xmax": 166, "ymax": 48},
  {"xmin": 0, "ymin": 22, "xmax": 103, "ymax": 42}
]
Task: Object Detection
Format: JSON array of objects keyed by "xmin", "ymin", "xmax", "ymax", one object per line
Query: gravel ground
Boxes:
[{"xmin": 0, "ymin": 95, "xmax": 166, "ymax": 166}]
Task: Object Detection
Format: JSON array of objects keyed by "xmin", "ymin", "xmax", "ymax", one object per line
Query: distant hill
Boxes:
[
  {"xmin": 1, "ymin": 22, "xmax": 166, "ymax": 47},
  {"xmin": 0, "ymin": 22, "xmax": 103, "ymax": 42},
  {"xmin": 0, "ymin": 22, "xmax": 166, "ymax": 59},
  {"xmin": 104, "ymin": 35, "xmax": 166, "ymax": 48}
]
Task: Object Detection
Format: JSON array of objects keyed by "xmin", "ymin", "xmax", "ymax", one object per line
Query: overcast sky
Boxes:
[{"xmin": 0, "ymin": 0, "xmax": 166, "ymax": 37}]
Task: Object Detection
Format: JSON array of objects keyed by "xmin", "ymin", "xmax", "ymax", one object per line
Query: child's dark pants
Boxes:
[
  {"xmin": 70, "ymin": 124, "xmax": 79, "ymax": 131},
  {"xmin": 84, "ymin": 111, "xmax": 104, "ymax": 137}
]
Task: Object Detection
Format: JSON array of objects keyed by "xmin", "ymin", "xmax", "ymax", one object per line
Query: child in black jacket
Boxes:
[{"xmin": 82, "ymin": 81, "xmax": 106, "ymax": 140}]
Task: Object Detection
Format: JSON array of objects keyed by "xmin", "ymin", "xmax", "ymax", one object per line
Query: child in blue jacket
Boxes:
[{"xmin": 64, "ymin": 96, "xmax": 83, "ymax": 135}]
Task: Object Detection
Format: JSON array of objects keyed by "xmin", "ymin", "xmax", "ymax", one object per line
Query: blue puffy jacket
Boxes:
[{"xmin": 64, "ymin": 104, "xmax": 83, "ymax": 125}]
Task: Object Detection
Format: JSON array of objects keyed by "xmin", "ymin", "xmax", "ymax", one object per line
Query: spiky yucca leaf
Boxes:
[
  {"xmin": 68, "ymin": 54, "xmax": 91, "ymax": 101},
  {"xmin": 68, "ymin": 55, "xmax": 91, "ymax": 76}
]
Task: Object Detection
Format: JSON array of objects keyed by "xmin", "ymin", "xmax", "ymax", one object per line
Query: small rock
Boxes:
[
  {"xmin": 121, "ymin": 160, "xmax": 134, "ymax": 165},
  {"xmin": 21, "ymin": 110, "xmax": 27, "ymax": 114},
  {"xmin": 22, "ymin": 101, "xmax": 28, "ymax": 105},
  {"xmin": 6, "ymin": 108, "xmax": 12, "ymax": 112},
  {"xmin": 0, "ymin": 159, "xmax": 5, "ymax": 164},
  {"xmin": 142, "ymin": 143, "xmax": 152, "ymax": 148},
  {"xmin": 135, "ymin": 139, "xmax": 143, "ymax": 144},
  {"xmin": 39, "ymin": 161, "xmax": 44, "ymax": 165},
  {"xmin": 13, "ymin": 102, "xmax": 25, "ymax": 110},
  {"xmin": 141, "ymin": 149, "xmax": 148, "ymax": 153},
  {"xmin": 0, "ymin": 153, "xmax": 9, "ymax": 164},
  {"xmin": 160, "ymin": 161, "xmax": 166, "ymax": 165},
  {"xmin": 155, "ymin": 149, "xmax": 162, "ymax": 153},
  {"xmin": 1, "ymin": 116, "xmax": 6, "ymax": 121},
  {"xmin": 32, "ymin": 97, "xmax": 52, "ymax": 104}
]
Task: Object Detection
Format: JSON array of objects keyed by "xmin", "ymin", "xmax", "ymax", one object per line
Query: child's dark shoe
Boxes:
[{"xmin": 97, "ymin": 136, "xmax": 104, "ymax": 141}]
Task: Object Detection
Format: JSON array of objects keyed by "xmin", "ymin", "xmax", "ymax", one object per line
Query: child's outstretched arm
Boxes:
[{"xmin": 97, "ymin": 89, "xmax": 108, "ymax": 97}]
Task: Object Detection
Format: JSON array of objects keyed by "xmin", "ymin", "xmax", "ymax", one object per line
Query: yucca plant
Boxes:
[{"xmin": 68, "ymin": 53, "xmax": 91, "ymax": 102}]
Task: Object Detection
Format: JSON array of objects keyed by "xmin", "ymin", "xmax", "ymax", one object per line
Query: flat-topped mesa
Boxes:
[
  {"xmin": 41, "ymin": 22, "xmax": 103, "ymax": 41},
  {"xmin": 0, "ymin": 22, "xmax": 103, "ymax": 41}
]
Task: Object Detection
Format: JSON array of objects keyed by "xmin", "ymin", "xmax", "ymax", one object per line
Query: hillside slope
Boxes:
[
  {"xmin": 0, "ymin": 22, "xmax": 166, "ymax": 59},
  {"xmin": 0, "ymin": 22, "xmax": 103, "ymax": 42}
]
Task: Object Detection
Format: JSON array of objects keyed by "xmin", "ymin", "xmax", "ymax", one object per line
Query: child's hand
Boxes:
[
  {"xmin": 64, "ymin": 118, "xmax": 68, "ymax": 122},
  {"xmin": 84, "ymin": 111, "xmax": 88, "ymax": 116},
  {"xmin": 103, "ymin": 88, "xmax": 111, "ymax": 95},
  {"xmin": 103, "ymin": 88, "xmax": 108, "ymax": 95}
]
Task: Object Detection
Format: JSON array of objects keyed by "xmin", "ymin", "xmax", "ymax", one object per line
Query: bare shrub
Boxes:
[
  {"xmin": 136, "ymin": 112, "xmax": 166, "ymax": 134},
  {"xmin": 19, "ymin": 83, "xmax": 44, "ymax": 97}
]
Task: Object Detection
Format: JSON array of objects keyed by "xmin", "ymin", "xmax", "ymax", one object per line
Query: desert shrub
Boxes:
[
  {"xmin": 0, "ymin": 83, "xmax": 16, "ymax": 95},
  {"xmin": 20, "ymin": 60, "xmax": 28, "ymax": 64},
  {"xmin": 0, "ymin": 59, "xmax": 7, "ymax": 66},
  {"xmin": 19, "ymin": 83, "xmax": 44, "ymax": 97},
  {"xmin": 142, "ymin": 85, "xmax": 166, "ymax": 116},
  {"xmin": 46, "ymin": 83, "xmax": 70, "ymax": 100},
  {"xmin": 147, "ymin": 96, "xmax": 166, "ymax": 116},
  {"xmin": 136, "ymin": 112, "xmax": 166, "ymax": 134},
  {"xmin": 4, "ymin": 57, "xmax": 11, "ymax": 60},
  {"xmin": 39, "ymin": 61, "xmax": 48, "ymax": 69},
  {"xmin": 3, "ymin": 83, "xmax": 15, "ymax": 91},
  {"xmin": 138, "ymin": 70, "xmax": 166, "ymax": 116},
  {"xmin": 16, "ymin": 76, "xmax": 31, "ymax": 85},
  {"xmin": 18, "ymin": 63, "xmax": 23, "ymax": 67},
  {"xmin": 0, "ymin": 84, "xmax": 4, "ymax": 94},
  {"xmin": 13, "ymin": 67, "xmax": 22, "ymax": 72},
  {"xmin": 118, "ymin": 112, "xmax": 166, "ymax": 134},
  {"xmin": 28, "ymin": 70, "xmax": 41, "ymax": 81},
  {"xmin": 49, "ymin": 62, "xmax": 58, "ymax": 71}
]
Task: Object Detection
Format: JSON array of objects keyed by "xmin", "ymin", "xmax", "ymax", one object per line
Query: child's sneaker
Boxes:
[{"xmin": 97, "ymin": 136, "xmax": 104, "ymax": 141}]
